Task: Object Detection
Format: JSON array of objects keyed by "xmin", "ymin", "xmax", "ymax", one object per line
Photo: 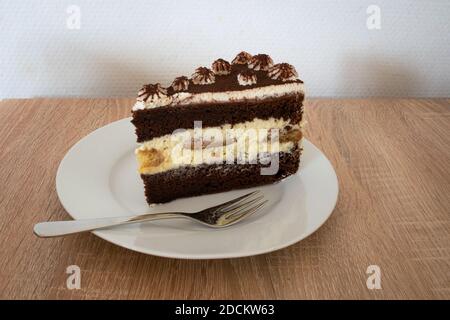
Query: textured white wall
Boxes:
[{"xmin": 1, "ymin": 0, "xmax": 449, "ymax": 98}]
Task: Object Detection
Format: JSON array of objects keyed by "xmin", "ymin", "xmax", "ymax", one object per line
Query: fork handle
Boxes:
[{"xmin": 33, "ymin": 213, "xmax": 183, "ymax": 238}]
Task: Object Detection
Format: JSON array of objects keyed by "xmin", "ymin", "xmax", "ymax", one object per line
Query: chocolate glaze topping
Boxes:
[
  {"xmin": 231, "ymin": 51, "xmax": 253, "ymax": 65},
  {"xmin": 138, "ymin": 52, "xmax": 303, "ymax": 100},
  {"xmin": 137, "ymin": 83, "xmax": 168, "ymax": 102},
  {"xmin": 237, "ymin": 69, "xmax": 257, "ymax": 86},
  {"xmin": 212, "ymin": 59, "xmax": 231, "ymax": 75},
  {"xmin": 268, "ymin": 63, "xmax": 298, "ymax": 82},
  {"xmin": 191, "ymin": 67, "xmax": 215, "ymax": 85},
  {"xmin": 248, "ymin": 54, "xmax": 274, "ymax": 71},
  {"xmin": 171, "ymin": 76, "xmax": 189, "ymax": 92}
]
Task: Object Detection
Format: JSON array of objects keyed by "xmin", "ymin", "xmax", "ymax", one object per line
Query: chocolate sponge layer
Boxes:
[
  {"xmin": 132, "ymin": 93, "xmax": 303, "ymax": 142},
  {"xmin": 140, "ymin": 147, "xmax": 301, "ymax": 204}
]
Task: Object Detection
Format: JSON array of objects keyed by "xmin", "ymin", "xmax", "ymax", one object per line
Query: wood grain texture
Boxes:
[{"xmin": 0, "ymin": 98, "xmax": 449, "ymax": 300}]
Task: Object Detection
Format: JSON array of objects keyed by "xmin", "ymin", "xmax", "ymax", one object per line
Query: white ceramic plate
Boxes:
[{"xmin": 56, "ymin": 118, "xmax": 338, "ymax": 259}]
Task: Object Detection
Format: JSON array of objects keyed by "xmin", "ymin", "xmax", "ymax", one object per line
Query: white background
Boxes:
[{"xmin": 1, "ymin": 0, "xmax": 449, "ymax": 98}]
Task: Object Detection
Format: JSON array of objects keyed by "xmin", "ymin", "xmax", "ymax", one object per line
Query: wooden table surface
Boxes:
[{"xmin": 0, "ymin": 98, "xmax": 449, "ymax": 300}]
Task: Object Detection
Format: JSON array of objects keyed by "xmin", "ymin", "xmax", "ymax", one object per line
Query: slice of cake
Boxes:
[{"xmin": 131, "ymin": 52, "xmax": 304, "ymax": 204}]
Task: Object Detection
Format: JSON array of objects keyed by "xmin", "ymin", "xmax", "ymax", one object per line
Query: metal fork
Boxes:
[{"xmin": 34, "ymin": 191, "xmax": 267, "ymax": 237}]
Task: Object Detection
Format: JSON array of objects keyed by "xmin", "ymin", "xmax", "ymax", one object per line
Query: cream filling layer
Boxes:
[
  {"xmin": 136, "ymin": 117, "xmax": 303, "ymax": 175},
  {"xmin": 133, "ymin": 82, "xmax": 304, "ymax": 111}
]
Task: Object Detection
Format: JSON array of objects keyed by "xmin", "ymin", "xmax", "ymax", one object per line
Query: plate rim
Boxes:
[{"xmin": 56, "ymin": 117, "xmax": 339, "ymax": 259}]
